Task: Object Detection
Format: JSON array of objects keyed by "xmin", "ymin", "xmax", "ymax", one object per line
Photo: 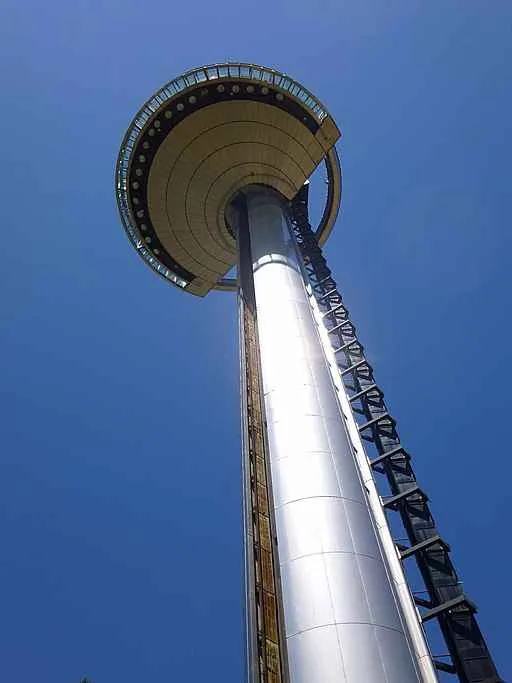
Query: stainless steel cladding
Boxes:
[{"xmin": 246, "ymin": 188, "xmax": 423, "ymax": 683}]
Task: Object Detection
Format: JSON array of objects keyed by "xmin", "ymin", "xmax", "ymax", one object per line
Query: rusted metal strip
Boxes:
[{"xmin": 238, "ymin": 191, "xmax": 288, "ymax": 683}]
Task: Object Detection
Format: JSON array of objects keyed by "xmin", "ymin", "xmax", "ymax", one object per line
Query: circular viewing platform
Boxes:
[{"xmin": 116, "ymin": 63, "xmax": 341, "ymax": 296}]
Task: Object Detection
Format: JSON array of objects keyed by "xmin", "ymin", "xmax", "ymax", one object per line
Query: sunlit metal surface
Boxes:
[
  {"xmin": 247, "ymin": 188, "xmax": 422, "ymax": 682},
  {"xmin": 308, "ymin": 286, "xmax": 438, "ymax": 683}
]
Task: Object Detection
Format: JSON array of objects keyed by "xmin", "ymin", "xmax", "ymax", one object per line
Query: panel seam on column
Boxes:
[
  {"xmin": 280, "ymin": 550, "xmax": 382, "ymax": 565},
  {"xmin": 318, "ymin": 501, "xmax": 348, "ymax": 683},
  {"xmin": 340, "ymin": 491, "xmax": 390, "ymax": 683},
  {"xmin": 286, "ymin": 622, "xmax": 410, "ymax": 639},
  {"xmin": 275, "ymin": 494, "xmax": 366, "ymax": 509}
]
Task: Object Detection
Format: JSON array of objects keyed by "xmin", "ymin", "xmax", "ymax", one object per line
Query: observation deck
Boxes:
[{"xmin": 116, "ymin": 63, "xmax": 341, "ymax": 295}]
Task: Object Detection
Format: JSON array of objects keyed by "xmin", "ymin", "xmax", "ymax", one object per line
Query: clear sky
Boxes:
[{"xmin": 1, "ymin": 1, "xmax": 511, "ymax": 681}]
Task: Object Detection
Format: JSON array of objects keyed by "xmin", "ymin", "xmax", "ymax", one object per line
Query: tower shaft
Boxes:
[{"xmin": 239, "ymin": 188, "xmax": 424, "ymax": 683}]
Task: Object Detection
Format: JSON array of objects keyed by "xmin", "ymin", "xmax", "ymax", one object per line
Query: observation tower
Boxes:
[{"xmin": 115, "ymin": 63, "xmax": 502, "ymax": 683}]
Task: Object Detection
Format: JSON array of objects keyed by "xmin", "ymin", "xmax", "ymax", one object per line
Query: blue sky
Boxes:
[{"xmin": 1, "ymin": 1, "xmax": 511, "ymax": 681}]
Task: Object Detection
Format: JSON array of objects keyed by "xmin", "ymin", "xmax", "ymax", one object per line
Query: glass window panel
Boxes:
[
  {"xmin": 218, "ymin": 66, "xmax": 229, "ymax": 77},
  {"xmin": 185, "ymin": 74, "xmax": 196, "ymax": 87},
  {"xmin": 228, "ymin": 65, "xmax": 240, "ymax": 77},
  {"xmin": 195, "ymin": 69, "xmax": 207, "ymax": 82},
  {"xmin": 240, "ymin": 66, "xmax": 250, "ymax": 78},
  {"xmin": 206, "ymin": 67, "xmax": 218, "ymax": 79}
]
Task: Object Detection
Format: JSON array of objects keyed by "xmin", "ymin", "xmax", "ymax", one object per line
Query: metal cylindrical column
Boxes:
[{"xmin": 246, "ymin": 188, "xmax": 422, "ymax": 683}]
